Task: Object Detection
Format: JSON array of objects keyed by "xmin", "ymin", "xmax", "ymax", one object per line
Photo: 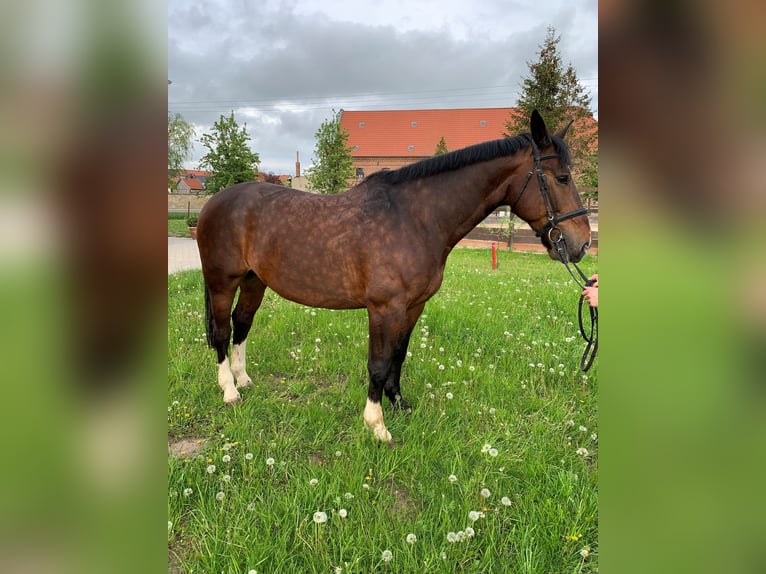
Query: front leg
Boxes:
[{"xmin": 383, "ymin": 303, "xmax": 425, "ymax": 412}]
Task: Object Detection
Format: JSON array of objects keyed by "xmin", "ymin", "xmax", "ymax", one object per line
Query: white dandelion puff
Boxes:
[
  {"xmin": 313, "ymin": 511, "xmax": 328, "ymax": 524},
  {"xmin": 406, "ymin": 533, "xmax": 417, "ymax": 544},
  {"xmin": 381, "ymin": 550, "xmax": 393, "ymax": 562}
]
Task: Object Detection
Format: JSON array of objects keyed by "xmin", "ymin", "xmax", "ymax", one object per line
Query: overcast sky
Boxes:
[{"xmin": 168, "ymin": 0, "xmax": 597, "ymax": 175}]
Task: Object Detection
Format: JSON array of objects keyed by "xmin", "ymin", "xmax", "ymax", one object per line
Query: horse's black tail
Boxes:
[{"xmin": 204, "ymin": 282, "xmax": 215, "ymax": 349}]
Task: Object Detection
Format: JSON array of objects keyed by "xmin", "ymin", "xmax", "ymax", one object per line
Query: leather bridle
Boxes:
[{"xmin": 510, "ymin": 140, "xmax": 598, "ymax": 371}]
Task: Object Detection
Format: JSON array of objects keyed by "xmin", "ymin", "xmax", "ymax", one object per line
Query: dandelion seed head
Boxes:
[
  {"xmin": 465, "ymin": 526, "xmax": 475, "ymax": 538},
  {"xmin": 245, "ymin": 452, "xmax": 254, "ymax": 460},
  {"xmin": 448, "ymin": 474, "xmax": 457, "ymax": 483},
  {"xmin": 309, "ymin": 478, "xmax": 318, "ymax": 486},
  {"xmin": 488, "ymin": 448, "xmax": 498, "ymax": 457},
  {"xmin": 447, "ymin": 532, "xmax": 458, "ymax": 543},
  {"xmin": 206, "ymin": 464, "xmax": 216, "ymax": 474},
  {"xmin": 222, "ymin": 454, "xmax": 231, "ymax": 463},
  {"xmin": 406, "ymin": 533, "xmax": 417, "ymax": 544},
  {"xmin": 501, "ymin": 496, "xmax": 512, "ymax": 506},
  {"xmin": 576, "ymin": 447, "xmax": 589, "ymax": 457},
  {"xmin": 338, "ymin": 508, "xmax": 348, "ymax": 518},
  {"xmin": 381, "ymin": 550, "xmax": 393, "ymax": 562},
  {"xmin": 313, "ymin": 511, "xmax": 328, "ymax": 524},
  {"xmin": 183, "ymin": 488, "xmax": 193, "ymax": 497},
  {"xmin": 215, "ymin": 491, "xmax": 225, "ymax": 501},
  {"xmin": 266, "ymin": 457, "xmax": 275, "ymax": 466},
  {"xmin": 480, "ymin": 488, "xmax": 491, "ymax": 498}
]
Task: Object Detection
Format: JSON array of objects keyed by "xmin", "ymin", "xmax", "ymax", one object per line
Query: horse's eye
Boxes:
[{"xmin": 556, "ymin": 175, "xmax": 570, "ymax": 185}]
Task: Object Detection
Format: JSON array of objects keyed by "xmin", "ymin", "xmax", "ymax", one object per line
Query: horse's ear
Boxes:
[
  {"xmin": 530, "ymin": 110, "xmax": 551, "ymax": 148},
  {"xmin": 555, "ymin": 119, "xmax": 574, "ymax": 140}
]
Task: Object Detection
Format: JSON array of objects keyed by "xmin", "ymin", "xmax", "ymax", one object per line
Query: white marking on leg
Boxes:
[
  {"xmin": 364, "ymin": 398, "xmax": 392, "ymax": 443},
  {"xmin": 231, "ymin": 341, "xmax": 253, "ymax": 389},
  {"xmin": 218, "ymin": 357, "xmax": 240, "ymax": 404}
]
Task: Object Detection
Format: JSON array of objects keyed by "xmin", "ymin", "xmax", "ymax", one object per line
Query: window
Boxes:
[
  {"xmin": 359, "ymin": 122, "xmax": 365, "ymax": 128},
  {"xmin": 411, "ymin": 121, "xmax": 417, "ymax": 127},
  {"xmin": 407, "ymin": 145, "xmax": 415, "ymax": 151},
  {"xmin": 480, "ymin": 120, "xmax": 487, "ymax": 126},
  {"xmin": 356, "ymin": 167, "xmax": 365, "ymax": 179}
]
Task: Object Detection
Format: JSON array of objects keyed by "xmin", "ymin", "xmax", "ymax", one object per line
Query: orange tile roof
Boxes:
[
  {"xmin": 180, "ymin": 169, "xmax": 213, "ymax": 177},
  {"xmin": 341, "ymin": 108, "xmax": 517, "ymax": 158},
  {"xmin": 180, "ymin": 177, "xmax": 205, "ymax": 190}
]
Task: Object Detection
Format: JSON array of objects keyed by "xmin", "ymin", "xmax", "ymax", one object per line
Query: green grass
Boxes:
[
  {"xmin": 169, "ymin": 212, "xmax": 195, "ymax": 237},
  {"xmin": 168, "ymin": 249, "xmax": 598, "ymax": 573}
]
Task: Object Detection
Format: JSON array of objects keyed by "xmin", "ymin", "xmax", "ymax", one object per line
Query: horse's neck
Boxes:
[{"xmin": 409, "ymin": 157, "xmax": 523, "ymax": 248}]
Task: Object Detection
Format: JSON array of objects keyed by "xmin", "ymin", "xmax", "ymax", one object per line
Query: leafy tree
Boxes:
[
  {"xmin": 168, "ymin": 112, "xmax": 195, "ymax": 189},
  {"xmin": 306, "ymin": 110, "xmax": 354, "ymax": 194},
  {"xmin": 505, "ymin": 26, "xmax": 597, "ymax": 187},
  {"xmin": 434, "ymin": 136, "xmax": 449, "ymax": 155},
  {"xmin": 198, "ymin": 112, "xmax": 260, "ymax": 193}
]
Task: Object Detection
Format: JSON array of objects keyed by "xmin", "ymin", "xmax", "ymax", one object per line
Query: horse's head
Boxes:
[{"xmin": 510, "ymin": 110, "xmax": 592, "ymax": 263}]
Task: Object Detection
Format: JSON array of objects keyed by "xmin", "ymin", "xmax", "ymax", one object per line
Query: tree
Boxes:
[
  {"xmin": 505, "ymin": 26, "xmax": 597, "ymax": 186},
  {"xmin": 168, "ymin": 112, "xmax": 195, "ymax": 189},
  {"xmin": 306, "ymin": 110, "xmax": 354, "ymax": 194},
  {"xmin": 434, "ymin": 136, "xmax": 449, "ymax": 155},
  {"xmin": 198, "ymin": 112, "xmax": 260, "ymax": 193}
]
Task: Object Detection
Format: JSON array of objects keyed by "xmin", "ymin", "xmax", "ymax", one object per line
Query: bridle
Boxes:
[{"xmin": 510, "ymin": 139, "xmax": 598, "ymax": 371}]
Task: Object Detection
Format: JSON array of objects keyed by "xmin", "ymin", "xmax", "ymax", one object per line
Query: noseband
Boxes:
[{"xmin": 510, "ymin": 140, "xmax": 597, "ymax": 371}]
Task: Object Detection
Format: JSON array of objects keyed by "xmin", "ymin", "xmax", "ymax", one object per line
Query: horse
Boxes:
[{"xmin": 196, "ymin": 110, "xmax": 591, "ymax": 444}]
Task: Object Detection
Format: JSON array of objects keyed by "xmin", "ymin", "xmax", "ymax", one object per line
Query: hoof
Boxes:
[
  {"xmin": 372, "ymin": 426, "xmax": 393, "ymax": 444},
  {"xmin": 392, "ymin": 398, "xmax": 411, "ymax": 413},
  {"xmin": 223, "ymin": 391, "xmax": 241, "ymax": 405},
  {"xmin": 236, "ymin": 377, "xmax": 253, "ymax": 389}
]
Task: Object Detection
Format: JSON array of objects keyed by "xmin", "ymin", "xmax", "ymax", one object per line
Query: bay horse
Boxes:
[{"xmin": 196, "ymin": 110, "xmax": 591, "ymax": 443}]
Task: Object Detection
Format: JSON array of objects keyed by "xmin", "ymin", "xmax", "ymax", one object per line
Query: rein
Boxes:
[{"xmin": 511, "ymin": 140, "xmax": 598, "ymax": 372}]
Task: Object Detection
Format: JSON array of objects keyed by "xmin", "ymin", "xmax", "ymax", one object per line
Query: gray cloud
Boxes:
[{"xmin": 169, "ymin": 0, "xmax": 597, "ymax": 173}]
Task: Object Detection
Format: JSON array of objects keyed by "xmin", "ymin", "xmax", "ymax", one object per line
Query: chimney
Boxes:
[{"xmin": 295, "ymin": 151, "xmax": 301, "ymax": 178}]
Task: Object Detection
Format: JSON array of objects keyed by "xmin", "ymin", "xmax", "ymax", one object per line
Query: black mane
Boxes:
[{"xmin": 364, "ymin": 132, "xmax": 571, "ymax": 186}]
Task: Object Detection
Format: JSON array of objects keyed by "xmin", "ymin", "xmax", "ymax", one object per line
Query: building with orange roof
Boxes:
[
  {"xmin": 341, "ymin": 108, "xmax": 518, "ymax": 181},
  {"xmin": 340, "ymin": 108, "xmax": 597, "ymax": 184}
]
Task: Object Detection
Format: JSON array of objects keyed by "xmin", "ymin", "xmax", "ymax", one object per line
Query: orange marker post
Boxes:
[{"xmin": 491, "ymin": 242, "xmax": 497, "ymax": 270}]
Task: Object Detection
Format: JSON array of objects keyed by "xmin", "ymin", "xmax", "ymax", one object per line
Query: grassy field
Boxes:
[
  {"xmin": 169, "ymin": 212, "xmax": 194, "ymax": 238},
  {"xmin": 168, "ymin": 249, "xmax": 598, "ymax": 573}
]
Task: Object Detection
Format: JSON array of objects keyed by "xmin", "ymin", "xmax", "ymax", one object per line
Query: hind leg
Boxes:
[
  {"xmin": 230, "ymin": 272, "xmax": 266, "ymax": 390},
  {"xmin": 208, "ymin": 280, "xmax": 242, "ymax": 405}
]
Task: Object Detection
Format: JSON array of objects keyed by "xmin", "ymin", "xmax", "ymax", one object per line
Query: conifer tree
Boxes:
[{"xmin": 505, "ymin": 27, "xmax": 597, "ymax": 186}]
